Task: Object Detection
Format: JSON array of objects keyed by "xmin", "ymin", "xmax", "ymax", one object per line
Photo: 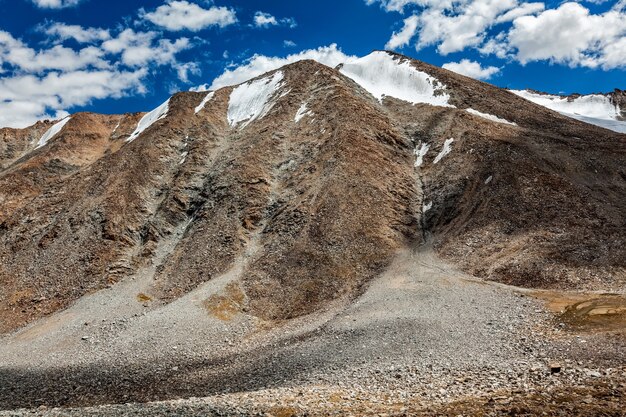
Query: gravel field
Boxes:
[{"xmin": 2, "ymin": 244, "xmax": 624, "ymax": 415}]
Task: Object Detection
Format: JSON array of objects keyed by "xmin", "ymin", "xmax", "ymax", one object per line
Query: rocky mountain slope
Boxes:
[
  {"xmin": 1, "ymin": 51, "xmax": 624, "ymax": 333},
  {"xmin": 0, "ymin": 51, "xmax": 625, "ymax": 414}
]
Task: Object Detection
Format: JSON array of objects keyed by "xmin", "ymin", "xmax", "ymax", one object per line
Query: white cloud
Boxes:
[
  {"xmin": 254, "ymin": 12, "xmax": 278, "ymax": 27},
  {"xmin": 0, "ymin": 23, "xmax": 192, "ymax": 128},
  {"xmin": 413, "ymin": 0, "xmax": 532, "ymax": 54},
  {"xmin": 254, "ymin": 11, "xmax": 297, "ymax": 28},
  {"xmin": 386, "ymin": 15, "xmax": 419, "ymax": 49},
  {"xmin": 31, "ymin": 0, "xmax": 83, "ymax": 8},
  {"xmin": 478, "ymin": 32, "xmax": 510, "ymax": 58},
  {"xmin": 282, "ymin": 18, "xmax": 298, "ymax": 28},
  {"xmin": 0, "ymin": 102, "xmax": 68, "ymax": 131},
  {"xmin": 369, "ymin": 0, "xmax": 626, "ymax": 71},
  {"xmin": 506, "ymin": 2, "xmax": 626, "ymax": 68},
  {"xmin": 614, "ymin": 0, "xmax": 626, "ymax": 11},
  {"xmin": 0, "ymin": 31, "xmax": 107, "ymax": 72},
  {"xmin": 495, "ymin": 2, "xmax": 545, "ymax": 23},
  {"xmin": 366, "ymin": 0, "xmax": 454, "ymax": 13},
  {"xmin": 283, "ymin": 40, "xmax": 297, "ymax": 47},
  {"xmin": 101, "ymin": 29, "xmax": 191, "ymax": 67},
  {"xmin": 43, "ymin": 23, "xmax": 110, "ymax": 44},
  {"xmin": 100, "ymin": 29, "xmax": 152, "ymax": 54},
  {"xmin": 0, "ymin": 69, "xmax": 145, "ymax": 128},
  {"xmin": 174, "ymin": 62, "xmax": 201, "ymax": 83},
  {"xmin": 601, "ymin": 37, "xmax": 626, "ymax": 69},
  {"xmin": 207, "ymin": 44, "xmax": 355, "ymax": 89},
  {"xmin": 371, "ymin": 0, "xmax": 544, "ymax": 55},
  {"xmin": 442, "ymin": 59, "xmax": 500, "ymax": 79},
  {"xmin": 141, "ymin": 0, "xmax": 237, "ymax": 32},
  {"xmin": 0, "ymin": 70, "xmax": 146, "ymax": 106}
]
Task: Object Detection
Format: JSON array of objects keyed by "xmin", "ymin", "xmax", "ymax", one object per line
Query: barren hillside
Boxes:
[{"xmin": 0, "ymin": 51, "xmax": 624, "ymax": 415}]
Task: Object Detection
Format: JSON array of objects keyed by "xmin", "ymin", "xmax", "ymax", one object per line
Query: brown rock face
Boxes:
[
  {"xmin": 610, "ymin": 89, "xmax": 626, "ymax": 120},
  {"xmin": 0, "ymin": 121, "xmax": 52, "ymax": 169},
  {"xmin": 0, "ymin": 53, "xmax": 625, "ymax": 333}
]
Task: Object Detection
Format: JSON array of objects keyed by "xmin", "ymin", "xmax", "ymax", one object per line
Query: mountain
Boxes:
[{"xmin": 1, "ymin": 51, "xmax": 625, "ymax": 414}]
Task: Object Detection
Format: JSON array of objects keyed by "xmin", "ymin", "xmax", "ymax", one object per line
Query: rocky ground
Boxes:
[
  {"xmin": 1, "ymin": 245, "xmax": 624, "ymax": 415},
  {"xmin": 6, "ymin": 369, "xmax": 625, "ymax": 416}
]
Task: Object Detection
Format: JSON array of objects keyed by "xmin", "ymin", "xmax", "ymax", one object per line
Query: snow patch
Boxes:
[
  {"xmin": 414, "ymin": 142, "xmax": 430, "ymax": 167},
  {"xmin": 433, "ymin": 138, "xmax": 454, "ymax": 164},
  {"xmin": 127, "ymin": 99, "xmax": 170, "ymax": 143},
  {"xmin": 423, "ymin": 201, "xmax": 433, "ymax": 213},
  {"xmin": 180, "ymin": 151, "xmax": 188, "ymax": 165},
  {"xmin": 295, "ymin": 102, "xmax": 314, "ymax": 123},
  {"xmin": 195, "ymin": 91, "xmax": 215, "ymax": 114},
  {"xmin": 36, "ymin": 116, "xmax": 71, "ymax": 149},
  {"xmin": 112, "ymin": 120, "xmax": 121, "ymax": 135},
  {"xmin": 466, "ymin": 108, "xmax": 516, "ymax": 126},
  {"xmin": 339, "ymin": 51, "xmax": 452, "ymax": 107},
  {"xmin": 227, "ymin": 71, "xmax": 284, "ymax": 128},
  {"xmin": 485, "ymin": 175, "xmax": 493, "ymax": 184},
  {"xmin": 511, "ymin": 90, "xmax": 626, "ymax": 134},
  {"xmin": 569, "ymin": 115, "xmax": 626, "ymax": 134}
]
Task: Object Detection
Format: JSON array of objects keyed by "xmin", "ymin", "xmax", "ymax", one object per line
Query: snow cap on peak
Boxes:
[
  {"xmin": 339, "ymin": 51, "xmax": 452, "ymax": 107},
  {"xmin": 227, "ymin": 71, "xmax": 285, "ymax": 128}
]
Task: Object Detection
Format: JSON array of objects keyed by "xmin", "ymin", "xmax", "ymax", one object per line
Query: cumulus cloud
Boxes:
[
  {"xmin": 495, "ymin": 2, "xmax": 545, "ymax": 23},
  {"xmin": 413, "ymin": 0, "xmax": 540, "ymax": 54},
  {"xmin": 253, "ymin": 11, "xmax": 298, "ymax": 28},
  {"xmin": 614, "ymin": 0, "xmax": 626, "ymax": 11},
  {"xmin": 368, "ymin": 0, "xmax": 626, "ymax": 71},
  {"xmin": 386, "ymin": 15, "xmax": 419, "ymax": 49},
  {"xmin": 0, "ymin": 22, "xmax": 193, "ymax": 128},
  {"xmin": 0, "ymin": 69, "xmax": 146, "ymax": 106},
  {"xmin": 0, "ymin": 31, "xmax": 107, "ymax": 72},
  {"xmin": 141, "ymin": 1, "xmax": 237, "ymax": 32},
  {"xmin": 366, "ymin": 0, "xmax": 450, "ymax": 13},
  {"xmin": 371, "ymin": 0, "xmax": 543, "ymax": 54},
  {"xmin": 206, "ymin": 44, "xmax": 355, "ymax": 90},
  {"xmin": 43, "ymin": 23, "xmax": 110, "ymax": 44},
  {"xmin": 31, "ymin": 0, "xmax": 83, "ymax": 8},
  {"xmin": 101, "ymin": 29, "xmax": 191, "ymax": 67},
  {"xmin": 0, "ymin": 69, "xmax": 145, "ymax": 128},
  {"xmin": 478, "ymin": 32, "xmax": 510, "ymax": 59},
  {"xmin": 174, "ymin": 62, "xmax": 201, "ymax": 83},
  {"xmin": 442, "ymin": 59, "xmax": 500, "ymax": 79},
  {"xmin": 506, "ymin": 2, "xmax": 626, "ymax": 68},
  {"xmin": 254, "ymin": 12, "xmax": 278, "ymax": 27}
]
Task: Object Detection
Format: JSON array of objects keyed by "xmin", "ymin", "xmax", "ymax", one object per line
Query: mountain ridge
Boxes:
[{"xmin": 0, "ymin": 52, "xmax": 624, "ymax": 333}]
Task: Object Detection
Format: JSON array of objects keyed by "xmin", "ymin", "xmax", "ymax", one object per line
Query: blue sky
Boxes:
[{"xmin": 0, "ymin": 0, "xmax": 625, "ymax": 128}]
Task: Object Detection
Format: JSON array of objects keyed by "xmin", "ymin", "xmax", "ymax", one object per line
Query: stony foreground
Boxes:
[
  {"xmin": 1, "ymin": 248, "xmax": 624, "ymax": 415},
  {"xmin": 2, "ymin": 368, "xmax": 625, "ymax": 416}
]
